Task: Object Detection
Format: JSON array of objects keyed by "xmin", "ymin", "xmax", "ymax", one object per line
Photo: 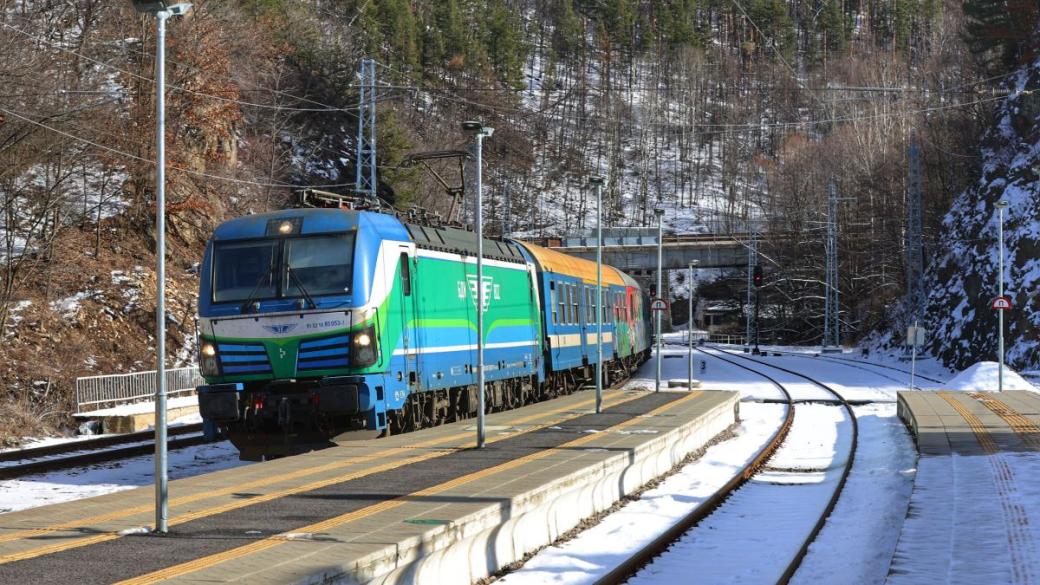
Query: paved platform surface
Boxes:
[
  {"xmin": 0, "ymin": 388, "xmax": 737, "ymax": 585},
  {"xmin": 898, "ymin": 390, "xmax": 1040, "ymax": 455}
]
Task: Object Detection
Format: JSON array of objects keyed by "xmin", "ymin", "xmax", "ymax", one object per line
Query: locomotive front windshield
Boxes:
[{"xmin": 212, "ymin": 234, "xmax": 355, "ymax": 303}]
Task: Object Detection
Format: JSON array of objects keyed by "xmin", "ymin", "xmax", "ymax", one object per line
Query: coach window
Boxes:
[
  {"xmin": 550, "ymin": 281, "xmax": 558, "ymax": 325},
  {"xmin": 564, "ymin": 284, "xmax": 572, "ymax": 324},
  {"xmin": 561, "ymin": 283, "xmax": 569, "ymax": 324},
  {"xmin": 574, "ymin": 283, "xmax": 582, "ymax": 322},
  {"xmin": 399, "ymin": 253, "xmax": 411, "ymax": 296},
  {"xmin": 565, "ymin": 283, "xmax": 574, "ymax": 322}
]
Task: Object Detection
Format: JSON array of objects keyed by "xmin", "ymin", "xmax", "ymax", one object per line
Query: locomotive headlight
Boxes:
[
  {"xmin": 350, "ymin": 327, "xmax": 377, "ymax": 367},
  {"xmin": 200, "ymin": 343, "xmax": 220, "ymax": 376},
  {"xmin": 277, "ymin": 221, "xmax": 294, "ymax": 234}
]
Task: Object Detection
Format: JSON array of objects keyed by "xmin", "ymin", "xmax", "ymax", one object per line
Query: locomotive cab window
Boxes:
[
  {"xmin": 212, "ymin": 233, "xmax": 355, "ymax": 303},
  {"xmin": 284, "ymin": 234, "xmax": 355, "ymax": 297},
  {"xmin": 212, "ymin": 240, "xmax": 278, "ymax": 303}
]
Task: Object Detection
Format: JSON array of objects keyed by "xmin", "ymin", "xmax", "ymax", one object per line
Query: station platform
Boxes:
[
  {"xmin": 0, "ymin": 387, "xmax": 737, "ymax": 585},
  {"xmin": 897, "ymin": 390, "xmax": 1040, "ymax": 455}
]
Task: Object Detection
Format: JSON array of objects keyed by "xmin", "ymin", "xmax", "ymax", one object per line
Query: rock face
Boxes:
[{"xmin": 923, "ymin": 62, "xmax": 1040, "ymax": 371}]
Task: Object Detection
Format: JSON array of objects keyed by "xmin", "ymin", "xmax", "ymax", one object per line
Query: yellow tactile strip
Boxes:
[
  {"xmin": 0, "ymin": 390, "xmax": 645, "ymax": 566},
  {"xmin": 937, "ymin": 392, "xmax": 999, "ymax": 453},
  {"xmin": 971, "ymin": 393, "xmax": 1040, "ymax": 451},
  {"xmin": 938, "ymin": 392, "xmax": 1036, "ymax": 584},
  {"xmin": 113, "ymin": 391, "xmax": 705, "ymax": 585}
]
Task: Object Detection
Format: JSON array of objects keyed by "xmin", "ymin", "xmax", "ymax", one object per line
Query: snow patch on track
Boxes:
[
  {"xmin": 791, "ymin": 403, "xmax": 917, "ymax": 585},
  {"xmin": 498, "ymin": 402, "xmax": 786, "ymax": 584}
]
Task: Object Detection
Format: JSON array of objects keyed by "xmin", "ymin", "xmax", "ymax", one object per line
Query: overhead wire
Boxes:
[
  {"xmin": 0, "ymin": 21, "xmax": 367, "ymax": 113},
  {"xmin": 0, "ymin": 105, "xmax": 356, "ymax": 189}
]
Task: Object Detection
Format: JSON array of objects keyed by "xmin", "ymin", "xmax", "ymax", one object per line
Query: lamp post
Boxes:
[
  {"xmin": 996, "ymin": 199, "xmax": 1009, "ymax": 392},
  {"xmin": 654, "ymin": 208, "xmax": 665, "ymax": 393},
  {"xmin": 132, "ymin": 0, "xmax": 191, "ymax": 536},
  {"xmin": 463, "ymin": 121, "xmax": 493, "ymax": 447},
  {"xmin": 589, "ymin": 176, "xmax": 605, "ymax": 413},
  {"xmin": 688, "ymin": 260, "xmax": 699, "ymax": 389}
]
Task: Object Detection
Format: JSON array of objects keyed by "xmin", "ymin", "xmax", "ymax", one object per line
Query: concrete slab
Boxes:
[
  {"xmin": 0, "ymin": 388, "xmax": 739, "ymax": 585},
  {"xmin": 73, "ymin": 395, "xmax": 200, "ymax": 433},
  {"xmin": 898, "ymin": 391, "xmax": 1040, "ymax": 456}
]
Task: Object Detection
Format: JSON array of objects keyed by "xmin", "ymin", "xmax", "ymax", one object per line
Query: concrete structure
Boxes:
[
  {"xmin": 0, "ymin": 387, "xmax": 738, "ymax": 585},
  {"xmin": 898, "ymin": 390, "xmax": 1040, "ymax": 455},
  {"xmin": 545, "ymin": 230, "xmax": 750, "ymax": 271},
  {"xmin": 73, "ymin": 395, "xmax": 200, "ymax": 434}
]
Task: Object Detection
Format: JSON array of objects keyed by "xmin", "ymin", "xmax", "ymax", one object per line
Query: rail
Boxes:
[
  {"xmin": 75, "ymin": 366, "xmax": 203, "ymax": 413},
  {"xmin": 602, "ymin": 343, "xmax": 859, "ymax": 583}
]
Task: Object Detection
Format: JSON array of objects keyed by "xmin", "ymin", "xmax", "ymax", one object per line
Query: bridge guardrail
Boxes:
[
  {"xmin": 75, "ymin": 366, "xmax": 202, "ymax": 414},
  {"xmin": 704, "ymin": 333, "xmax": 746, "ymax": 345}
]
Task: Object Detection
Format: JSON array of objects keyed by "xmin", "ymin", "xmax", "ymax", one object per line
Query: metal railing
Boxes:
[
  {"xmin": 704, "ymin": 333, "xmax": 746, "ymax": 346},
  {"xmin": 75, "ymin": 366, "xmax": 202, "ymax": 413}
]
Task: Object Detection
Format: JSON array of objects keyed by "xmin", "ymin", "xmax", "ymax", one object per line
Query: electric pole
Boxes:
[{"xmin": 355, "ymin": 58, "xmax": 377, "ymax": 201}]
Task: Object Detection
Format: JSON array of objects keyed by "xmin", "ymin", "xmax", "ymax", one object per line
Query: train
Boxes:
[{"xmin": 195, "ymin": 207, "xmax": 652, "ymax": 460}]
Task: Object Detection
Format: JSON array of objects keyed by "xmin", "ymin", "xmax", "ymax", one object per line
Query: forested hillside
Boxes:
[{"xmin": 0, "ymin": 0, "xmax": 1027, "ymax": 437}]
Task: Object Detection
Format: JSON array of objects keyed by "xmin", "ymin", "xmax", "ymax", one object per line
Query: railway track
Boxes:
[
  {"xmin": 770, "ymin": 349, "xmax": 946, "ymax": 386},
  {"xmin": 0, "ymin": 423, "xmax": 208, "ymax": 480},
  {"xmin": 598, "ymin": 346, "xmax": 859, "ymax": 585}
]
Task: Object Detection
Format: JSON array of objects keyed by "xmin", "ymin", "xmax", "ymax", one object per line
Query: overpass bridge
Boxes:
[{"xmin": 525, "ymin": 228, "xmax": 752, "ymax": 273}]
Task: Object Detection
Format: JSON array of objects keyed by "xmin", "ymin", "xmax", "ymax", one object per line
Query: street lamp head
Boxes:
[
  {"xmin": 462, "ymin": 120, "xmax": 494, "ymax": 137},
  {"xmin": 996, "ymin": 200, "xmax": 1009, "ymax": 209},
  {"xmin": 131, "ymin": 1, "xmax": 191, "ymax": 14},
  {"xmin": 587, "ymin": 175, "xmax": 605, "ymax": 187}
]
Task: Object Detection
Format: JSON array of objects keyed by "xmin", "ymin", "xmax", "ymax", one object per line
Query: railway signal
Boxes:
[{"xmin": 752, "ymin": 265, "xmax": 763, "ymax": 287}]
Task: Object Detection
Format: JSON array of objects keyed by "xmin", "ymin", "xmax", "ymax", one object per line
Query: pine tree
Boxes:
[
  {"xmin": 483, "ymin": 1, "xmax": 529, "ymax": 88},
  {"xmin": 553, "ymin": 0, "xmax": 584, "ymax": 55},
  {"xmin": 963, "ymin": 0, "xmax": 1040, "ymax": 73}
]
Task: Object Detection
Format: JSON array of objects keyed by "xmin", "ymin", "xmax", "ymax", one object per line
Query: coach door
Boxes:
[
  {"xmin": 578, "ymin": 283, "xmax": 589, "ymax": 364},
  {"xmin": 396, "ymin": 247, "xmax": 417, "ymax": 390}
]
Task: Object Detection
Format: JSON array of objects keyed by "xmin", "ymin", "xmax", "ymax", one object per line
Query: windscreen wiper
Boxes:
[
  {"xmin": 239, "ymin": 264, "xmax": 275, "ymax": 313},
  {"xmin": 286, "ymin": 266, "xmax": 317, "ymax": 310}
]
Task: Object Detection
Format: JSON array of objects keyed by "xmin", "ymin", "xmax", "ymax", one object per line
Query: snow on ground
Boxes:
[
  {"xmin": 499, "ymin": 402, "xmax": 786, "ymax": 584},
  {"xmin": 2, "ymin": 407, "xmax": 203, "ymax": 456},
  {"xmin": 696, "ymin": 347, "xmax": 896, "ymax": 402},
  {"xmin": 887, "ymin": 453, "xmax": 1040, "ymax": 585},
  {"xmin": 791, "ymin": 403, "xmax": 917, "ymax": 585},
  {"xmin": 625, "ymin": 345, "xmax": 782, "ymax": 400},
  {"xmin": 943, "ymin": 360, "xmax": 1038, "ymax": 392},
  {"xmin": 78, "ymin": 394, "xmax": 198, "ymax": 418},
  {"xmin": 506, "ymin": 345, "xmax": 919, "ymax": 585},
  {"xmin": 0, "ymin": 441, "xmax": 247, "ymax": 514},
  {"xmin": 626, "ymin": 403, "xmax": 851, "ymax": 585}
]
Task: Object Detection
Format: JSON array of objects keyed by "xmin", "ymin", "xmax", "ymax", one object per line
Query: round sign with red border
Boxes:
[{"xmin": 992, "ymin": 296, "xmax": 1012, "ymax": 310}]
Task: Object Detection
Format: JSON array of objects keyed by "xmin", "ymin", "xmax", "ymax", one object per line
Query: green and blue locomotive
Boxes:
[{"xmin": 196, "ymin": 208, "xmax": 650, "ymax": 459}]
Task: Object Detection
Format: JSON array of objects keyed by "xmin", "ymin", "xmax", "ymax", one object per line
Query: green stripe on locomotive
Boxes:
[{"xmin": 201, "ymin": 247, "xmax": 542, "ymax": 387}]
